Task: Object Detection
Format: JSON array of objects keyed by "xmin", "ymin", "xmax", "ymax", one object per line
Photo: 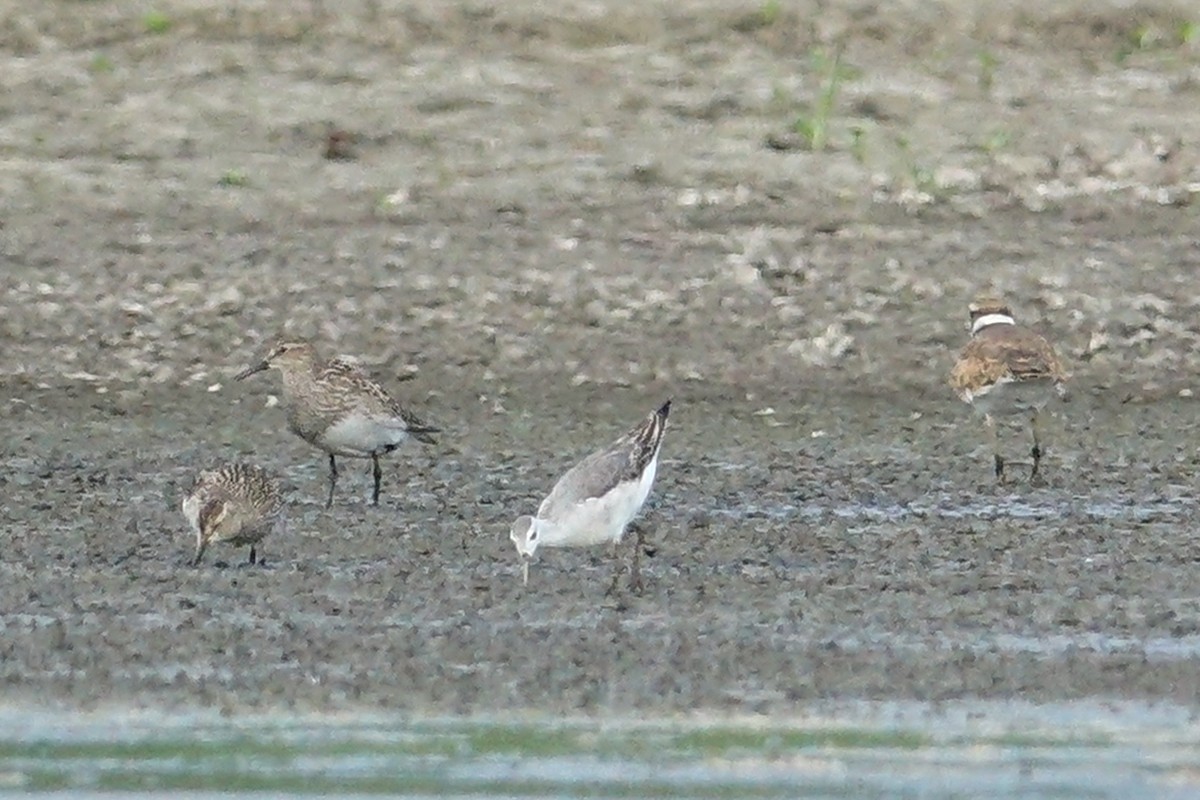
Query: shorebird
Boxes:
[
  {"xmin": 182, "ymin": 463, "xmax": 284, "ymax": 566},
  {"xmin": 949, "ymin": 296, "xmax": 1068, "ymax": 482},
  {"xmin": 235, "ymin": 339, "xmax": 439, "ymax": 508},
  {"xmin": 510, "ymin": 399, "xmax": 671, "ymax": 591}
]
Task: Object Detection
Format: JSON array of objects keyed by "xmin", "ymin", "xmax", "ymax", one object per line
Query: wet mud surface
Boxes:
[{"xmin": 2, "ymin": 0, "xmax": 1200, "ymax": 715}]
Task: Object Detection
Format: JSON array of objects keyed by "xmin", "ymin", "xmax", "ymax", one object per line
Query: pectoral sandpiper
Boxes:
[
  {"xmin": 235, "ymin": 339, "xmax": 439, "ymax": 507},
  {"xmin": 182, "ymin": 463, "xmax": 284, "ymax": 566}
]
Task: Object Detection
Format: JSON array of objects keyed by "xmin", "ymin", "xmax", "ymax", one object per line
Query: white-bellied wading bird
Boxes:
[
  {"xmin": 510, "ymin": 399, "xmax": 671, "ymax": 591},
  {"xmin": 182, "ymin": 463, "xmax": 284, "ymax": 566},
  {"xmin": 235, "ymin": 339, "xmax": 439, "ymax": 508},
  {"xmin": 949, "ymin": 296, "xmax": 1068, "ymax": 483}
]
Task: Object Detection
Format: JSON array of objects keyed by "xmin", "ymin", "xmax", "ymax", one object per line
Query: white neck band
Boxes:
[{"xmin": 971, "ymin": 313, "xmax": 1015, "ymax": 334}]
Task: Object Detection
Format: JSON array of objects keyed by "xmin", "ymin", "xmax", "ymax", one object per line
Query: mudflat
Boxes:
[{"xmin": 2, "ymin": 0, "xmax": 1199, "ymax": 715}]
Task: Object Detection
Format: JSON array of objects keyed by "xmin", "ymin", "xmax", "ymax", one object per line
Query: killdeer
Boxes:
[
  {"xmin": 510, "ymin": 399, "xmax": 671, "ymax": 592},
  {"xmin": 235, "ymin": 339, "xmax": 439, "ymax": 508},
  {"xmin": 182, "ymin": 463, "xmax": 285, "ymax": 566},
  {"xmin": 949, "ymin": 297, "xmax": 1068, "ymax": 482}
]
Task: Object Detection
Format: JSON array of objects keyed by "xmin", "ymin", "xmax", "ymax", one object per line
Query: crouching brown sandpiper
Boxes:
[
  {"xmin": 182, "ymin": 463, "xmax": 284, "ymax": 566},
  {"xmin": 510, "ymin": 399, "xmax": 671, "ymax": 592},
  {"xmin": 235, "ymin": 339, "xmax": 439, "ymax": 508},
  {"xmin": 949, "ymin": 296, "xmax": 1068, "ymax": 483}
]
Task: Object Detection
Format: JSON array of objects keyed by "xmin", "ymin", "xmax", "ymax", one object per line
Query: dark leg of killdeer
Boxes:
[
  {"xmin": 326, "ymin": 454, "xmax": 338, "ymax": 508},
  {"xmin": 1030, "ymin": 412, "xmax": 1043, "ymax": 482},
  {"xmin": 985, "ymin": 414, "xmax": 1006, "ymax": 482}
]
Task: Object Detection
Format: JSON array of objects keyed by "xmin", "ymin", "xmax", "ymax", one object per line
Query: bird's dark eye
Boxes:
[{"xmin": 528, "ymin": 530, "xmax": 537, "ymax": 540}]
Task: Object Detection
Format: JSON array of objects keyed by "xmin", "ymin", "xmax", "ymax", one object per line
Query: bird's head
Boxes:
[
  {"xmin": 235, "ymin": 339, "xmax": 316, "ymax": 380},
  {"xmin": 509, "ymin": 515, "xmax": 541, "ymax": 584}
]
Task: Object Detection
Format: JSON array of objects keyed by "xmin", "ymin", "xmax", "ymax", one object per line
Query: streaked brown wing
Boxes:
[
  {"xmin": 316, "ymin": 363, "xmax": 439, "ymax": 442},
  {"xmin": 197, "ymin": 496, "xmax": 227, "ymax": 535}
]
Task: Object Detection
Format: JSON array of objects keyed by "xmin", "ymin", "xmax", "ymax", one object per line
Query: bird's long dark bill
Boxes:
[{"xmin": 234, "ymin": 361, "xmax": 268, "ymax": 380}]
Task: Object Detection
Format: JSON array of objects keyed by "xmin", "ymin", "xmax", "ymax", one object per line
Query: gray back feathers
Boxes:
[{"xmin": 538, "ymin": 400, "xmax": 670, "ymax": 521}]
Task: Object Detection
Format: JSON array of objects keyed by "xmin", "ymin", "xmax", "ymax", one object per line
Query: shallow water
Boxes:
[{"xmin": 2, "ymin": 703, "xmax": 1199, "ymax": 798}]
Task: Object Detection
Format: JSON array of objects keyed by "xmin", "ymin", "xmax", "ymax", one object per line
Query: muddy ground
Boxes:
[{"xmin": 2, "ymin": 0, "xmax": 1200, "ymax": 715}]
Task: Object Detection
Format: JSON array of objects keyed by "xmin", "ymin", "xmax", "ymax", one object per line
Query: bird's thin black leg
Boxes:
[
  {"xmin": 372, "ymin": 454, "xmax": 382, "ymax": 506},
  {"xmin": 326, "ymin": 454, "xmax": 338, "ymax": 509},
  {"xmin": 1030, "ymin": 412, "xmax": 1043, "ymax": 482},
  {"xmin": 986, "ymin": 414, "xmax": 1006, "ymax": 483}
]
